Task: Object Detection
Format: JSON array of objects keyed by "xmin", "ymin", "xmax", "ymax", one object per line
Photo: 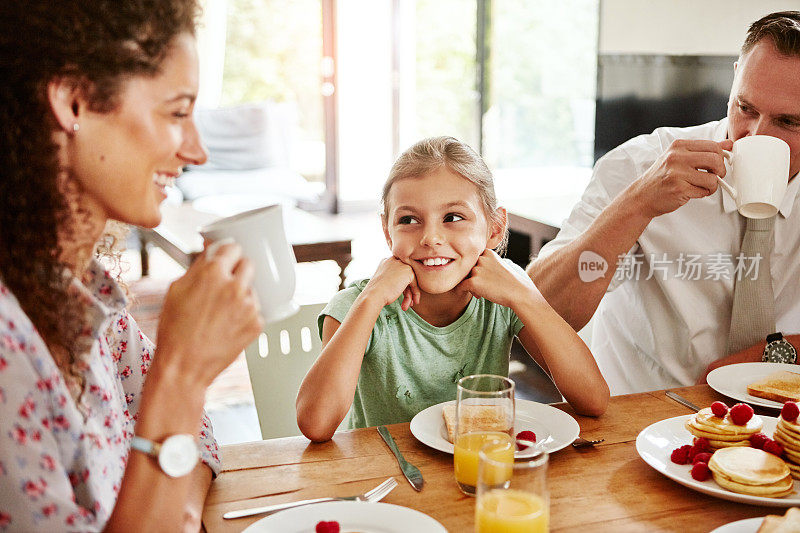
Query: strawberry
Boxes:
[
  {"xmin": 670, "ymin": 444, "xmax": 693, "ymax": 465},
  {"xmin": 690, "ymin": 461, "xmax": 712, "ymax": 481},
  {"xmin": 710, "ymin": 401, "xmax": 728, "ymax": 418},
  {"xmin": 516, "ymin": 430, "xmax": 537, "ymax": 451},
  {"xmin": 750, "ymin": 433, "xmax": 769, "ymax": 449},
  {"xmin": 316, "ymin": 521, "xmax": 340, "ymax": 533},
  {"xmin": 764, "ymin": 439, "xmax": 785, "ymax": 457},
  {"xmin": 729, "ymin": 403, "xmax": 754, "ymax": 425},
  {"xmin": 692, "ymin": 452, "xmax": 712, "ymax": 465},
  {"xmin": 782, "ymin": 402, "xmax": 800, "ymax": 423}
]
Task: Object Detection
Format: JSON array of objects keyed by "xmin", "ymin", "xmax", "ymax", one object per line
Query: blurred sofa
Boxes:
[{"xmin": 176, "ymin": 100, "xmax": 323, "ymax": 210}]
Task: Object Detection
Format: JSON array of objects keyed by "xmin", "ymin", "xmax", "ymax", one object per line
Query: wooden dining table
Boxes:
[{"xmin": 202, "ymin": 384, "xmax": 790, "ymax": 532}]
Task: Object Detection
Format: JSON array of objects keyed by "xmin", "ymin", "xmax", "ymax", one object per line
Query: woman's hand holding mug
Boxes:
[{"xmin": 154, "ymin": 241, "xmax": 264, "ymax": 386}]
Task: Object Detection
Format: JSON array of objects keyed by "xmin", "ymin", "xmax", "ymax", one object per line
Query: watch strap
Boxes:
[
  {"xmin": 130, "ymin": 435, "xmax": 160, "ymax": 458},
  {"xmin": 766, "ymin": 332, "xmax": 784, "ymax": 343}
]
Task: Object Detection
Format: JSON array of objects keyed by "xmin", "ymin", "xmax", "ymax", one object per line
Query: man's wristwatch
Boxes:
[
  {"xmin": 130, "ymin": 434, "xmax": 200, "ymax": 478},
  {"xmin": 762, "ymin": 332, "xmax": 797, "ymax": 364}
]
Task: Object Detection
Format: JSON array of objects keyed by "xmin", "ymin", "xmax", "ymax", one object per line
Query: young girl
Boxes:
[{"xmin": 296, "ymin": 137, "xmax": 608, "ymax": 442}]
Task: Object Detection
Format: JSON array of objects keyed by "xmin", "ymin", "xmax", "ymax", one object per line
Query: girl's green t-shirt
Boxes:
[{"xmin": 318, "ymin": 260, "xmax": 526, "ymax": 429}]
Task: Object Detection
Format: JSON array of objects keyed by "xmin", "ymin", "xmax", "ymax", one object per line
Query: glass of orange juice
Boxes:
[
  {"xmin": 476, "ymin": 441, "xmax": 549, "ymax": 533},
  {"xmin": 454, "ymin": 374, "xmax": 515, "ymax": 495}
]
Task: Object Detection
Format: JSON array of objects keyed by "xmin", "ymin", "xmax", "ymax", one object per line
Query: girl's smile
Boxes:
[{"xmin": 415, "ymin": 257, "xmax": 454, "ymax": 268}]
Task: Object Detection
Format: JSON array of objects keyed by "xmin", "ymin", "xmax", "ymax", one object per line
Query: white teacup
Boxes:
[
  {"xmin": 716, "ymin": 135, "xmax": 791, "ymax": 219},
  {"xmin": 200, "ymin": 204, "xmax": 299, "ymax": 324}
]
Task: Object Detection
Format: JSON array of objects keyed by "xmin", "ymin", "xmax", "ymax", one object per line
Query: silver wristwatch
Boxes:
[
  {"xmin": 130, "ymin": 434, "xmax": 200, "ymax": 478},
  {"xmin": 762, "ymin": 332, "xmax": 797, "ymax": 364}
]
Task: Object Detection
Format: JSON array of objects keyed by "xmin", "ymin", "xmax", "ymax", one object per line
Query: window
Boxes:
[
  {"xmin": 485, "ymin": 0, "xmax": 599, "ymax": 170},
  {"xmin": 219, "ymin": 0, "xmax": 325, "ymax": 183},
  {"xmin": 206, "ymin": 0, "xmax": 599, "ymax": 209}
]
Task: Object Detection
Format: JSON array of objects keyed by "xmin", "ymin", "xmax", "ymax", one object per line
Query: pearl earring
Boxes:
[{"xmin": 72, "ymin": 123, "xmax": 80, "ymax": 133}]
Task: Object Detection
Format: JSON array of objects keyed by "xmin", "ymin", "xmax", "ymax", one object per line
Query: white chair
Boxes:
[{"xmin": 244, "ymin": 302, "xmax": 327, "ymax": 440}]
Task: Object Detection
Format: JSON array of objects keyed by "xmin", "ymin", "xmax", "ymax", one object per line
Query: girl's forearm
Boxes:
[
  {"xmin": 296, "ymin": 294, "xmax": 385, "ymax": 441},
  {"xmin": 513, "ymin": 295, "xmax": 609, "ymax": 416}
]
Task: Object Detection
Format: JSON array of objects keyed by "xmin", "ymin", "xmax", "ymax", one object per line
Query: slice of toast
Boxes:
[
  {"xmin": 748, "ymin": 370, "xmax": 800, "ymax": 404},
  {"xmin": 757, "ymin": 506, "xmax": 800, "ymax": 532},
  {"xmin": 442, "ymin": 404, "xmax": 509, "ymax": 443}
]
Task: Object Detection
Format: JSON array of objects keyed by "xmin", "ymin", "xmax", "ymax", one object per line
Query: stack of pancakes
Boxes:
[
  {"xmin": 774, "ymin": 415, "xmax": 800, "ymax": 479},
  {"xmin": 708, "ymin": 447, "xmax": 793, "ymax": 498},
  {"xmin": 685, "ymin": 407, "xmax": 763, "ymax": 450}
]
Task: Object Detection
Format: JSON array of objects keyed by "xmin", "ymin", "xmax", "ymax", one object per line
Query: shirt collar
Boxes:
[
  {"xmin": 717, "ymin": 118, "xmax": 800, "ymax": 218},
  {"xmin": 69, "ymin": 259, "xmax": 128, "ymax": 339}
]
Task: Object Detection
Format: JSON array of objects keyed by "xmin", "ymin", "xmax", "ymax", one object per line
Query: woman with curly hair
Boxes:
[{"xmin": 0, "ymin": 1, "xmax": 263, "ymax": 530}]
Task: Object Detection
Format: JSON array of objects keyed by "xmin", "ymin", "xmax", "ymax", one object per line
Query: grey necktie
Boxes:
[{"xmin": 727, "ymin": 215, "xmax": 776, "ymax": 354}]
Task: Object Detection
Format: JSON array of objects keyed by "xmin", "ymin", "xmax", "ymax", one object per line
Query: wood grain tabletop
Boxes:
[{"xmin": 202, "ymin": 385, "xmax": 788, "ymax": 532}]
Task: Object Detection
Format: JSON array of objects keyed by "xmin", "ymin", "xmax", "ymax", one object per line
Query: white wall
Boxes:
[{"xmin": 600, "ymin": 0, "xmax": 800, "ymax": 55}]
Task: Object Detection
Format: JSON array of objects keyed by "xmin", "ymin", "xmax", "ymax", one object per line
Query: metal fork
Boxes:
[
  {"xmin": 572, "ymin": 436, "xmax": 604, "ymax": 448},
  {"xmin": 222, "ymin": 477, "xmax": 398, "ymax": 519}
]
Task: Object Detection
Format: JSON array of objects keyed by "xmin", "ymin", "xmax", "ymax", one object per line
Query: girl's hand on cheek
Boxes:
[
  {"xmin": 364, "ymin": 257, "xmax": 420, "ymax": 310},
  {"xmin": 457, "ymin": 250, "xmax": 540, "ymax": 308}
]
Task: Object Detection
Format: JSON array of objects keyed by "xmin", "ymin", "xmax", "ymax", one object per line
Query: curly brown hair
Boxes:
[{"xmin": 0, "ymin": 0, "xmax": 200, "ymax": 392}]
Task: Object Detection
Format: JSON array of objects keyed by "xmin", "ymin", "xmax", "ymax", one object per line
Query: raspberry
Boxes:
[
  {"xmin": 692, "ymin": 452, "xmax": 713, "ymax": 465},
  {"xmin": 764, "ymin": 439, "xmax": 785, "ymax": 457},
  {"xmin": 710, "ymin": 401, "xmax": 728, "ymax": 418},
  {"xmin": 316, "ymin": 521, "xmax": 340, "ymax": 533},
  {"xmin": 516, "ymin": 430, "xmax": 537, "ymax": 450},
  {"xmin": 729, "ymin": 403, "xmax": 754, "ymax": 425},
  {"xmin": 692, "ymin": 437, "xmax": 711, "ymax": 453},
  {"xmin": 688, "ymin": 444, "xmax": 704, "ymax": 461},
  {"xmin": 690, "ymin": 461, "xmax": 712, "ymax": 481},
  {"xmin": 670, "ymin": 444, "xmax": 693, "ymax": 465},
  {"xmin": 750, "ymin": 433, "xmax": 769, "ymax": 449},
  {"xmin": 782, "ymin": 402, "xmax": 800, "ymax": 423}
]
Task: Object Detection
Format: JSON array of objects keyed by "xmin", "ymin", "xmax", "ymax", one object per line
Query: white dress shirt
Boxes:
[{"xmin": 538, "ymin": 119, "xmax": 800, "ymax": 395}]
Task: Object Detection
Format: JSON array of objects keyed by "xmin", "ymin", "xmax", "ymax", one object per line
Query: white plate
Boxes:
[
  {"xmin": 706, "ymin": 362, "xmax": 799, "ymax": 409},
  {"xmin": 409, "ymin": 399, "xmax": 580, "ymax": 458},
  {"xmin": 636, "ymin": 414, "xmax": 800, "ymax": 507},
  {"xmin": 709, "ymin": 517, "xmax": 764, "ymax": 533},
  {"xmin": 241, "ymin": 501, "xmax": 447, "ymax": 533}
]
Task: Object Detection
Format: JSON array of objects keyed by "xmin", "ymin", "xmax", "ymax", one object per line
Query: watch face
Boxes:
[
  {"xmin": 158, "ymin": 434, "xmax": 200, "ymax": 478},
  {"xmin": 763, "ymin": 339, "xmax": 797, "ymax": 364}
]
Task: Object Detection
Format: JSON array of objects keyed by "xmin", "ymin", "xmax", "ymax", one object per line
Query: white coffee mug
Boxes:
[
  {"xmin": 200, "ymin": 204, "xmax": 299, "ymax": 324},
  {"xmin": 716, "ymin": 135, "xmax": 791, "ymax": 219}
]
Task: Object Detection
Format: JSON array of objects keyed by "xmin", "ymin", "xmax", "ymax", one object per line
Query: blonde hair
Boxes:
[{"xmin": 381, "ymin": 136, "xmax": 508, "ymax": 254}]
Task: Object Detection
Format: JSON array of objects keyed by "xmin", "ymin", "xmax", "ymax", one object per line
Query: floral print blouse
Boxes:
[{"xmin": 0, "ymin": 260, "xmax": 220, "ymax": 531}]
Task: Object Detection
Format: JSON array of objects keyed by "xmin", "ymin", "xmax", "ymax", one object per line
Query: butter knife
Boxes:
[
  {"xmin": 377, "ymin": 426, "xmax": 424, "ymax": 491},
  {"xmin": 665, "ymin": 391, "xmax": 701, "ymax": 412}
]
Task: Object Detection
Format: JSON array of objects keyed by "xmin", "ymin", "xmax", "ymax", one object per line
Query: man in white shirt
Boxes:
[{"xmin": 528, "ymin": 11, "xmax": 800, "ymax": 395}]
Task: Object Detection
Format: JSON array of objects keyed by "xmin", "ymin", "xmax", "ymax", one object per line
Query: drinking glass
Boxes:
[
  {"xmin": 454, "ymin": 374, "xmax": 515, "ymax": 495},
  {"xmin": 476, "ymin": 440, "xmax": 549, "ymax": 533}
]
